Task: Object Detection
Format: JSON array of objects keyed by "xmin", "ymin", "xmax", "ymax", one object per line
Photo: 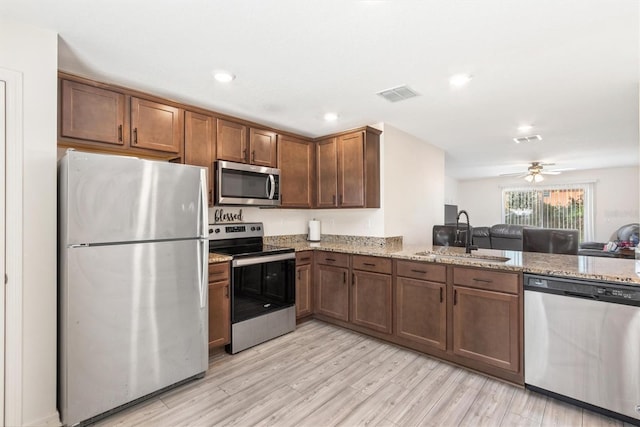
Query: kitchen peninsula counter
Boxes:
[{"xmin": 271, "ymin": 239, "xmax": 640, "ymax": 286}]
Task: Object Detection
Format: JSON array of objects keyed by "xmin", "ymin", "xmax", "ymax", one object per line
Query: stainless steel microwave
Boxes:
[{"xmin": 215, "ymin": 160, "xmax": 281, "ymax": 206}]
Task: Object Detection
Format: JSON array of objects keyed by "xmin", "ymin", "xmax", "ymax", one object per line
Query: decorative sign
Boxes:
[{"xmin": 213, "ymin": 208, "xmax": 244, "ymax": 224}]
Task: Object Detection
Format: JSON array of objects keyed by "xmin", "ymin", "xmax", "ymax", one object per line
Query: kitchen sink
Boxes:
[{"xmin": 414, "ymin": 251, "xmax": 510, "ymax": 263}]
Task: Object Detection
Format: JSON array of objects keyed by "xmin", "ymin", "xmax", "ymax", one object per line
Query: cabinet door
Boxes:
[
  {"xmin": 316, "ymin": 138, "xmax": 338, "ymax": 208},
  {"xmin": 452, "ymin": 286, "xmax": 519, "ymax": 372},
  {"xmin": 338, "ymin": 132, "xmax": 365, "ymax": 207},
  {"xmin": 278, "ymin": 136, "xmax": 313, "ymax": 208},
  {"xmin": 315, "ymin": 264, "xmax": 349, "ymax": 321},
  {"xmin": 184, "ymin": 111, "xmax": 215, "ymax": 205},
  {"xmin": 208, "ymin": 280, "xmax": 230, "ymax": 348},
  {"xmin": 351, "ymin": 270, "xmax": 392, "ymax": 334},
  {"xmin": 216, "ymin": 119, "xmax": 247, "ymax": 163},
  {"xmin": 249, "ymin": 128, "xmax": 277, "ymax": 167},
  {"xmin": 396, "ymin": 277, "xmax": 446, "ymax": 350},
  {"xmin": 296, "ymin": 264, "xmax": 313, "ymax": 319},
  {"xmin": 61, "ymin": 79, "xmax": 126, "ymax": 145},
  {"xmin": 130, "ymin": 97, "xmax": 182, "ymax": 154}
]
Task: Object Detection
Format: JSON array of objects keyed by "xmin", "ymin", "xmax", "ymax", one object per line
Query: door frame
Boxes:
[{"xmin": 1, "ymin": 67, "xmax": 24, "ymax": 427}]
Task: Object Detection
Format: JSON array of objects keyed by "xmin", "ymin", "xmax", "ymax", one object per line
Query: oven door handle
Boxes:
[{"xmin": 232, "ymin": 252, "xmax": 295, "ymax": 267}]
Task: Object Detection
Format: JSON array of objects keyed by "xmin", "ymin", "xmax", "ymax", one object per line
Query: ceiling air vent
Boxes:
[
  {"xmin": 513, "ymin": 134, "xmax": 542, "ymax": 144},
  {"xmin": 376, "ymin": 85, "xmax": 420, "ymax": 103}
]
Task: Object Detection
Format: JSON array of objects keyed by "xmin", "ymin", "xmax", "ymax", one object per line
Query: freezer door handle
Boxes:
[{"xmin": 198, "ymin": 168, "xmax": 209, "ymax": 238}]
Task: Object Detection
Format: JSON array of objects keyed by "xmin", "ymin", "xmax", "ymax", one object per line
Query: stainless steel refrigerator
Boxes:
[{"xmin": 58, "ymin": 150, "xmax": 209, "ymax": 426}]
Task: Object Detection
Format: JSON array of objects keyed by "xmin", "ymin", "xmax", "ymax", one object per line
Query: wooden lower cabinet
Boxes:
[
  {"xmin": 351, "ymin": 270, "xmax": 392, "ymax": 334},
  {"xmin": 315, "ymin": 264, "xmax": 349, "ymax": 322},
  {"xmin": 395, "ymin": 277, "xmax": 446, "ymax": 350},
  {"xmin": 208, "ymin": 262, "xmax": 230, "ymax": 348},
  {"xmin": 295, "ymin": 252, "xmax": 313, "ymax": 319},
  {"xmin": 452, "ymin": 285, "xmax": 519, "ymax": 372}
]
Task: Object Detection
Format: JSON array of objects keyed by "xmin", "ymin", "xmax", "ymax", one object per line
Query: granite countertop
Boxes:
[
  {"xmin": 209, "ymin": 253, "xmax": 232, "ymax": 263},
  {"xmin": 276, "ymin": 240, "xmax": 640, "ymax": 286}
]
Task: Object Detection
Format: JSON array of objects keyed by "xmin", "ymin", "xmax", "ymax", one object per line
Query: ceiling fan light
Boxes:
[
  {"xmin": 524, "ymin": 174, "xmax": 534, "ymax": 183},
  {"xmin": 534, "ymin": 174, "xmax": 544, "ymax": 182}
]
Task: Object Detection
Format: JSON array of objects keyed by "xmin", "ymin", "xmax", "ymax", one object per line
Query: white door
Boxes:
[{"xmin": 0, "ymin": 79, "xmax": 7, "ymax": 425}]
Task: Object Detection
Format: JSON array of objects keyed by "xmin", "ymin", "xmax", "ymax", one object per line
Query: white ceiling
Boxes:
[{"xmin": 3, "ymin": 0, "xmax": 638, "ymax": 179}]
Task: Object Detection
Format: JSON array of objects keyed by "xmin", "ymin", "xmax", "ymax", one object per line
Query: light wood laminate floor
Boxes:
[{"xmin": 94, "ymin": 320, "xmax": 632, "ymax": 427}]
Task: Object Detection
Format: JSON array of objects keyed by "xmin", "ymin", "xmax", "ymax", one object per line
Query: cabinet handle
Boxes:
[
  {"xmin": 225, "ymin": 285, "xmax": 229, "ymax": 298},
  {"xmin": 411, "ymin": 269, "xmax": 427, "ymax": 274},
  {"xmin": 133, "ymin": 128, "xmax": 138, "ymax": 144},
  {"xmin": 252, "ymin": 150, "xmax": 256, "ymax": 162},
  {"xmin": 440, "ymin": 287, "xmax": 443, "ymax": 303},
  {"xmin": 300, "ymin": 257, "xmax": 311, "ymax": 262},
  {"xmin": 243, "ymin": 149, "xmax": 247, "ymax": 161},
  {"xmin": 297, "ymin": 270, "xmax": 300, "ymax": 281},
  {"xmin": 472, "ymin": 278, "xmax": 493, "ymax": 284},
  {"xmin": 352, "ymin": 273, "xmax": 355, "ymax": 286},
  {"xmin": 118, "ymin": 124, "xmax": 122, "ymax": 142},
  {"xmin": 343, "ymin": 272, "xmax": 346, "ymax": 284},
  {"xmin": 339, "ymin": 194, "xmax": 343, "ymax": 205},
  {"xmin": 326, "ymin": 258, "xmax": 336, "ymax": 262},
  {"xmin": 363, "ymin": 263, "xmax": 376, "ymax": 267},
  {"xmin": 332, "ymin": 195, "xmax": 336, "ymax": 205},
  {"xmin": 454, "ymin": 289, "xmax": 458, "ymax": 305}
]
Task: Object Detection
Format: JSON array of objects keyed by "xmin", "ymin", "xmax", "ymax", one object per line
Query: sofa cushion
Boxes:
[
  {"xmin": 523, "ymin": 228, "xmax": 579, "ymax": 255},
  {"xmin": 490, "ymin": 224, "xmax": 524, "ymax": 250},
  {"xmin": 472, "ymin": 226, "xmax": 491, "ymax": 249}
]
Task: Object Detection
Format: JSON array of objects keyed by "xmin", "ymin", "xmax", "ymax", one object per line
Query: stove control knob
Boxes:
[
  {"xmin": 251, "ymin": 226, "xmax": 256, "ymax": 231},
  {"xmin": 214, "ymin": 228, "xmax": 220, "ymax": 234},
  {"xmin": 257, "ymin": 226, "xmax": 261, "ymax": 231}
]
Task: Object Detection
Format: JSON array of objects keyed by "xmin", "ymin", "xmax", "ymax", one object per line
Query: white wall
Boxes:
[
  {"xmin": 0, "ymin": 21, "xmax": 58, "ymax": 426},
  {"xmin": 383, "ymin": 124, "xmax": 444, "ymax": 245},
  {"xmin": 444, "ymin": 175, "xmax": 459, "ymax": 205},
  {"xmin": 457, "ymin": 166, "xmax": 639, "ymax": 242}
]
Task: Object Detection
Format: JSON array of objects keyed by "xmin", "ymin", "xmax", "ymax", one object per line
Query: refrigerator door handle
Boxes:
[
  {"xmin": 198, "ymin": 238, "xmax": 208, "ymax": 309},
  {"xmin": 199, "ymin": 168, "xmax": 209, "ymax": 238}
]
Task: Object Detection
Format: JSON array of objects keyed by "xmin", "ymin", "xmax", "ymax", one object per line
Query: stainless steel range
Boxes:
[{"xmin": 209, "ymin": 222, "xmax": 296, "ymax": 354}]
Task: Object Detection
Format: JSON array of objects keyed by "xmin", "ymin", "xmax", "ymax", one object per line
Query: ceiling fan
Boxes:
[{"xmin": 500, "ymin": 162, "xmax": 564, "ymax": 183}]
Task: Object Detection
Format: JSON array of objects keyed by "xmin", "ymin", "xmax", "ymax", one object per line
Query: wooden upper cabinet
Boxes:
[
  {"xmin": 278, "ymin": 135, "xmax": 314, "ymax": 208},
  {"xmin": 130, "ymin": 97, "xmax": 183, "ymax": 154},
  {"xmin": 216, "ymin": 121, "xmax": 277, "ymax": 167},
  {"xmin": 338, "ymin": 132, "xmax": 365, "ymax": 207},
  {"xmin": 216, "ymin": 119, "xmax": 247, "ymax": 163},
  {"xmin": 60, "ymin": 79, "xmax": 126, "ymax": 145},
  {"xmin": 184, "ymin": 111, "xmax": 215, "ymax": 205},
  {"xmin": 249, "ymin": 128, "xmax": 277, "ymax": 167},
  {"xmin": 315, "ymin": 128, "xmax": 381, "ymax": 209},
  {"xmin": 316, "ymin": 138, "xmax": 339, "ymax": 208}
]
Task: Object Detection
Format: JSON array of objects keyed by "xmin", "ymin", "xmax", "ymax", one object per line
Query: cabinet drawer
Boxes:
[
  {"xmin": 396, "ymin": 260, "xmax": 446, "ymax": 283},
  {"xmin": 352, "ymin": 255, "xmax": 391, "ymax": 274},
  {"xmin": 315, "ymin": 251, "xmax": 349, "ymax": 268},
  {"xmin": 209, "ymin": 262, "xmax": 230, "ymax": 282},
  {"xmin": 453, "ymin": 267, "xmax": 519, "ymax": 294},
  {"xmin": 296, "ymin": 251, "xmax": 313, "ymax": 266}
]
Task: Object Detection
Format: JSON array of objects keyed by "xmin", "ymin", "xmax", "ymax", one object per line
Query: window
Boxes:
[{"xmin": 502, "ymin": 184, "xmax": 594, "ymax": 241}]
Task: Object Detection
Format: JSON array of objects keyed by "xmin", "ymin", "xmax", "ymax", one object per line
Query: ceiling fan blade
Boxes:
[
  {"xmin": 540, "ymin": 171, "xmax": 561, "ymax": 175},
  {"xmin": 499, "ymin": 172, "xmax": 528, "ymax": 177}
]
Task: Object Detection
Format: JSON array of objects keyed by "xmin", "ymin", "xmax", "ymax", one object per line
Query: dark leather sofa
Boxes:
[{"xmin": 434, "ymin": 224, "xmax": 579, "ymax": 255}]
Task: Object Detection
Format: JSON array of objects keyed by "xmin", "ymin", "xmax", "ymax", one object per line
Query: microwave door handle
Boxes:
[{"xmin": 268, "ymin": 174, "xmax": 276, "ymax": 199}]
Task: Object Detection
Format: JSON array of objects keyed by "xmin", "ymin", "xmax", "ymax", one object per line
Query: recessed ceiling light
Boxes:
[
  {"xmin": 449, "ymin": 74, "xmax": 472, "ymax": 88},
  {"xmin": 213, "ymin": 71, "xmax": 235, "ymax": 83},
  {"xmin": 324, "ymin": 112, "xmax": 338, "ymax": 122},
  {"xmin": 518, "ymin": 125, "xmax": 533, "ymax": 133}
]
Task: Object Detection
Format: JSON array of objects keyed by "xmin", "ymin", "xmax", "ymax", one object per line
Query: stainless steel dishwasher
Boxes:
[{"xmin": 524, "ymin": 273, "xmax": 640, "ymax": 423}]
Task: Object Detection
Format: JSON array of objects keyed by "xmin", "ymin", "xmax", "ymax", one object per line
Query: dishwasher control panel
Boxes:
[{"xmin": 525, "ymin": 274, "xmax": 640, "ymax": 306}]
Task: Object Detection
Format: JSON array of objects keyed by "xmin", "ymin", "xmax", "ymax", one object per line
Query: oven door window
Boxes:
[{"xmin": 232, "ymin": 258, "xmax": 295, "ymax": 323}]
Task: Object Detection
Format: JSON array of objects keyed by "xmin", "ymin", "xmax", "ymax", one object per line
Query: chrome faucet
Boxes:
[{"xmin": 456, "ymin": 210, "xmax": 477, "ymax": 254}]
